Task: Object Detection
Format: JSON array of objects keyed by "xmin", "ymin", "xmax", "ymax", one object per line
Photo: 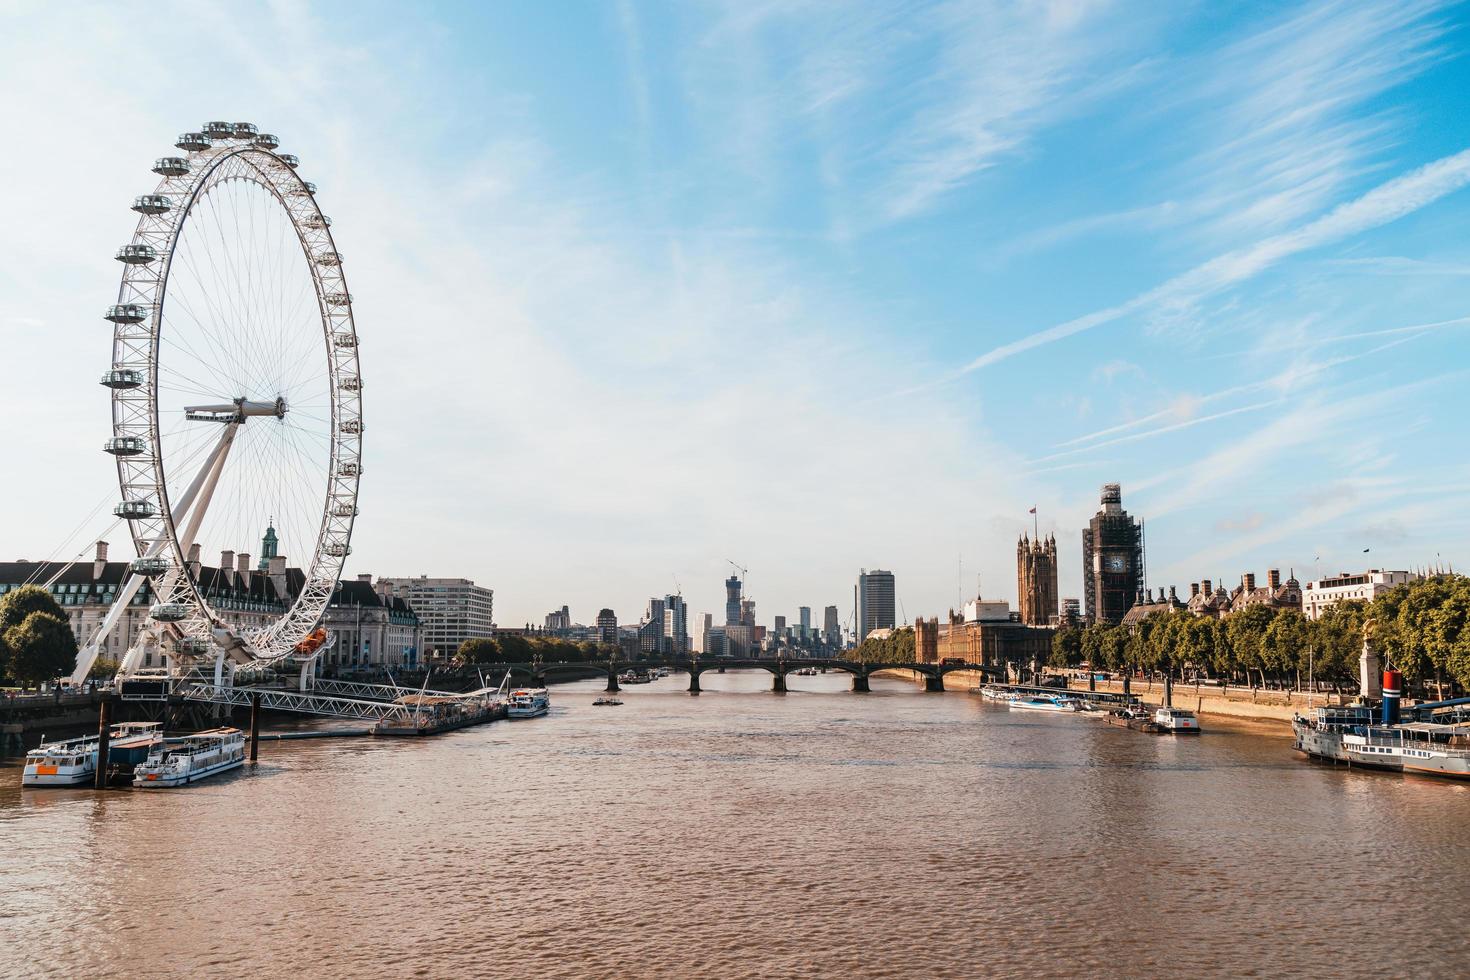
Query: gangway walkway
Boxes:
[
  {"xmin": 303, "ymin": 678, "xmax": 466, "ymax": 701},
  {"xmin": 180, "ymin": 683, "xmax": 405, "ymax": 721}
]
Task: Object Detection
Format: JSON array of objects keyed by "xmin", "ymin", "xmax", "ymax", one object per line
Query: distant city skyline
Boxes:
[{"xmin": 5, "ymin": 2, "xmax": 1470, "ymax": 628}]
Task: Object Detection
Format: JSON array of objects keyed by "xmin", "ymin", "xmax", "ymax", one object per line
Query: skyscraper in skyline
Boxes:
[
  {"xmin": 725, "ymin": 575, "xmax": 742, "ymax": 626},
  {"xmin": 664, "ymin": 593, "xmax": 688, "ymax": 654},
  {"xmin": 857, "ymin": 569, "xmax": 896, "ymax": 642},
  {"xmin": 1082, "ymin": 483, "xmax": 1143, "ymax": 626},
  {"xmin": 823, "ymin": 605, "xmax": 840, "ymax": 647},
  {"xmin": 597, "ymin": 608, "xmax": 617, "ymax": 645}
]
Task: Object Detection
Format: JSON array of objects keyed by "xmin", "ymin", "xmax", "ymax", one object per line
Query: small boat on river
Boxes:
[
  {"xmin": 1010, "ymin": 695, "xmax": 1077, "ymax": 712},
  {"xmin": 593, "ymin": 696, "xmax": 623, "ymax": 706},
  {"xmin": 508, "ymin": 688, "xmax": 551, "ymax": 719},
  {"xmin": 133, "ymin": 728, "xmax": 245, "ymax": 787},
  {"xmin": 1155, "ymin": 707, "xmax": 1201, "ymax": 733}
]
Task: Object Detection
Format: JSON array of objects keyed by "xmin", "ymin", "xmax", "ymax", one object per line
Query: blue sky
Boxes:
[{"xmin": 3, "ymin": 0, "xmax": 1470, "ymax": 630}]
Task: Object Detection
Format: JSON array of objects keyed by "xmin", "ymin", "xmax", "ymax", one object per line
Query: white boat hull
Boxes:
[
  {"xmin": 22, "ymin": 768, "xmax": 94, "ymax": 787},
  {"xmin": 135, "ymin": 756, "xmax": 244, "ymax": 788}
]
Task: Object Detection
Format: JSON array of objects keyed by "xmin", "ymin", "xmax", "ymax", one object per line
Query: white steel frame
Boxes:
[{"xmin": 98, "ymin": 126, "xmax": 361, "ymax": 678}]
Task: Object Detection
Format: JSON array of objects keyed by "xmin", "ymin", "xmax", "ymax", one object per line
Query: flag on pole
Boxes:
[
  {"xmin": 1363, "ymin": 548, "xmax": 1371, "ymax": 553},
  {"xmin": 1028, "ymin": 506, "xmax": 1036, "ymax": 514}
]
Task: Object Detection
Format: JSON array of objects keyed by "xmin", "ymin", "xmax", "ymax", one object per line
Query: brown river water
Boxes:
[{"xmin": 3, "ymin": 669, "xmax": 1469, "ymax": 979}]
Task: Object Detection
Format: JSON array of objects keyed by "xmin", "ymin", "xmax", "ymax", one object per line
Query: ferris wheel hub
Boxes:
[{"xmin": 183, "ymin": 396, "xmax": 288, "ymax": 423}]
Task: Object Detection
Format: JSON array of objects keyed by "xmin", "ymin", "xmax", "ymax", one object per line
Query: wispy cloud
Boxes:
[
  {"xmin": 950, "ymin": 146, "xmax": 1470, "ymax": 376},
  {"xmin": 1176, "ymin": 0, "xmax": 1453, "ymax": 239}
]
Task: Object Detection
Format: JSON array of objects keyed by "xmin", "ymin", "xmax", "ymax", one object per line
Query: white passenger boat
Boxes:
[
  {"xmin": 22, "ymin": 722, "xmax": 163, "ymax": 788},
  {"xmin": 507, "ymin": 688, "xmax": 550, "ymax": 719},
  {"xmin": 979, "ymin": 686, "xmax": 1018, "ymax": 702},
  {"xmin": 1294, "ymin": 706, "xmax": 1470, "ymax": 779},
  {"xmin": 22, "ymin": 734, "xmax": 100, "ymax": 787},
  {"xmin": 133, "ymin": 728, "xmax": 246, "ymax": 787},
  {"xmin": 1154, "ymin": 707, "xmax": 1201, "ymax": 733},
  {"xmin": 1009, "ymin": 696, "xmax": 1077, "ymax": 712}
]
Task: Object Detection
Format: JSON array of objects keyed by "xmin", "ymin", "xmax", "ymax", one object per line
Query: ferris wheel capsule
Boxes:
[
  {"xmin": 254, "ymin": 132, "xmax": 280, "ymax": 150},
  {"xmin": 232, "ymin": 122, "xmax": 258, "ymax": 139},
  {"xmin": 277, "ymin": 153, "xmax": 300, "ymax": 169},
  {"xmin": 100, "ymin": 369, "xmax": 144, "ymax": 389},
  {"xmin": 115, "ymin": 244, "xmax": 157, "ymax": 264},
  {"xmin": 149, "ymin": 603, "xmax": 191, "ymax": 623},
  {"xmin": 104, "ymin": 436, "xmax": 146, "ymax": 456},
  {"xmin": 153, "ymin": 157, "xmax": 190, "ymax": 177},
  {"xmin": 324, "ymin": 292, "xmax": 352, "ymax": 306},
  {"xmin": 105, "ymin": 304, "xmax": 149, "ymax": 323},
  {"xmin": 289, "ymin": 180, "xmax": 316, "ymax": 197},
  {"xmin": 129, "ymin": 556, "xmax": 169, "ymax": 577},
  {"xmin": 132, "ymin": 195, "xmax": 172, "ymax": 215},
  {"xmin": 202, "ymin": 121, "xmax": 234, "ymax": 141},
  {"xmin": 314, "ymin": 250, "xmax": 343, "ymax": 266},
  {"xmin": 114, "ymin": 499, "xmax": 157, "ymax": 520},
  {"xmin": 175, "ymin": 132, "xmax": 211, "ymax": 152},
  {"xmin": 304, "ymin": 214, "xmax": 332, "ymax": 229}
]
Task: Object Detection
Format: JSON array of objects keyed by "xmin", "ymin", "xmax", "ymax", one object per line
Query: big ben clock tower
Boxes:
[{"xmin": 1081, "ymin": 484, "xmax": 1143, "ymax": 625}]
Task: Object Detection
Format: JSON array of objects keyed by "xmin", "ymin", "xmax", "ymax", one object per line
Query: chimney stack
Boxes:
[
  {"xmin": 237, "ymin": 553, "xmax": 251, "ymax": 588},
  {"xmin": 1191, "ymin": 582, "xmax": 1200, "ymax": 598},
  {"xmin": 1244, "ymin": 572, "xmax": 1256, "ymax": 592},
  {"xmin": 1202, "ymin": 579, "xmax": 1212, "ymax": 596},
  {"xmin": 358, "ymin": 573, "xmax": 372, "ymax": 583},
  {"xmin": 268, "ymin": 555, "xmax": 286, "ymax": 577},
  {"xmin": 95, "ymin": 540, "xmax": 109, "ymax": 563},
  {"xmin": 1168, "ymin": 585, "xmax": 1178, "ymax": 601},
  {"xmin": 1268, "ymin": 568, "xmax": 1281, "ymax": 590},
  {"xmin": 221, "ymin": 550, "xmax": 234, "ymax": 574},
  {"xmin": 93, "ymin": 540, "xmax": 109, "ymax": 579}
]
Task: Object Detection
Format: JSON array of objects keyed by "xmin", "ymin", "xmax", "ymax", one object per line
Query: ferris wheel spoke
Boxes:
[{"xmin": 166, "ymin": 251, "xmax": 251, "ymax": 395}]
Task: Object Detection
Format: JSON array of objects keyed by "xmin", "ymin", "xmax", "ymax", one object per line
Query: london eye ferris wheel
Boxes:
[{"xmin": 75, "ymin": 121, "xmax": 363, "ymax": 683}]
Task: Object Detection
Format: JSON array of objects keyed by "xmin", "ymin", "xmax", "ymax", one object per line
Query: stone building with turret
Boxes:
[{"xmin": 1017, "ymin": 533, "xmax": 1059, "ymax": 626}]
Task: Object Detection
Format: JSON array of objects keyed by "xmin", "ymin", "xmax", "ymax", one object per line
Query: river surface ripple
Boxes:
[{"xmin": 3, "ymin": 670, "xmax": 1469, "ymax": 979}]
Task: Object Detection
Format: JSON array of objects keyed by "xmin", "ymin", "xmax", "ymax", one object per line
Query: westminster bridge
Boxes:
[{"xmin": 472, "ymin": 656, "xmax": 1004, "ymax": 693}]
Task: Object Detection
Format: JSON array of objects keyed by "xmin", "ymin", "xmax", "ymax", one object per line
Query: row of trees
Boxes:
[
  {"xmin": 851, "ymin": 627, "xmax": 916, "ymax": 664},
  {"xmin": 456, "ymin": 635, "xmax": 623, "ymax": 666},
  {"xmin": 1049, "ymin": 574, "xmax": 1470, "ymax": 695},
  {"xmin": 0, "ymin": 585, "xmax": 81, "ymax": 688}
]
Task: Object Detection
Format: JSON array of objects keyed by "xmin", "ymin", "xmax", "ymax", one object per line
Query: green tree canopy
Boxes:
[
  {"xmin": 457, "ymin": 637, "xmax": 501, "ymax": 664},
  {"xmin": 497, "ymin": 633, "xmax": 533, "ymax": 661},
  {"xmin": 1050, "ymin": 626, "xmax": 1082, "ymax": 668},
  {"xmin": 5, "ymin": 611, "xmax": 78, "ymax": 687}
]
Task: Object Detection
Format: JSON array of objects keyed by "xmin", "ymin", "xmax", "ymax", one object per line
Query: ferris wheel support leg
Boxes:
[
  {"xmin": 172, "ymin": 421, "xmax": 240, "ymax": 562},
  {"xmin": 71, "ymin": 423, "xmax": 243, "ymax": 687}
]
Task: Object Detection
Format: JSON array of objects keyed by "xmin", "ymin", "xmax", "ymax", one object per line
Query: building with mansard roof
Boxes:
[
  {"xmin": 0, "ymin": 532, "xmax": 421, "ymax": 672},
  {"xmin": 1120, "ymin": 586, "xmax": 1186, "ymax": 627}
]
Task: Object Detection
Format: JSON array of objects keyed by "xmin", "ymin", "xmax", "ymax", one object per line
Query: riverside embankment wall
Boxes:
[{"xmin": 888, "ymin": 669, "xmax": 1316, "ymax": 727}]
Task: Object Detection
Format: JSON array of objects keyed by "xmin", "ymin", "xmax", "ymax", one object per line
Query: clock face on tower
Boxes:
[{"xmin": 1105, "ymin": 555, "xmax": 1128, "ymax": 573}]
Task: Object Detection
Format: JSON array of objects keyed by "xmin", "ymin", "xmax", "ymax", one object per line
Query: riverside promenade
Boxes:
[{"xmin": 1066, "ymin": 676, "xmax": 1352, "ymax": 725}]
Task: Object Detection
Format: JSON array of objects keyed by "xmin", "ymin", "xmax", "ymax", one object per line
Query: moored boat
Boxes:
[
  {"xmin": 133, "ymin": 728, "xmax": 246, "ymax": 787},
  {"xmin": 1154, "ymin": 707, "xmax": 1201, "ymax": 733},
  {"xmin": 593, "ymin": 696, "xmax": 623, "ymax": 706},
  {"xmin": 508, "ymin": 688, "xmax": 550, "ymax": 718},
  {"xmin": 22, "ymin": 722, "xmax": 163, "ymax": 788},
  {"xmin": 1009, "ymin": 695, "xmax": 1077, "ymax": 712},
  {"xmin": 1293, "ymin": 706, "xmax": 1470, "ymax": 779}
]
